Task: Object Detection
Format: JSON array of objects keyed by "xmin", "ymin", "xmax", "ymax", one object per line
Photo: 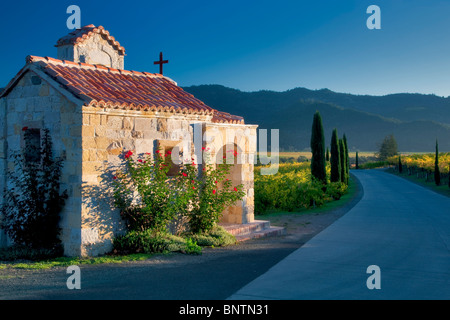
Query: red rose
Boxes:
[
  {"xmin": 213, "ymin": 190, "xmax": 216, "ymax": 194},
  {"xmin": 22, "ymin": 126, "xmax": 28, "ymax": 131},
  {"xmin": 234, "ymin": 187, "xmax": 238, "ymax": 192},
  {"xmin": 124, "ymin": 151, "xmax": 133, "ymax": 159},
  {"xmin": 182, "ymin": 172, "xmax": 188, "ymax": 177}
]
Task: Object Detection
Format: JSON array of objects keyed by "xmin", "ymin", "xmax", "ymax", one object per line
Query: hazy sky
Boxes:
[{"xmin": 2, "ymin": 0, "xmax": 450, "ymax": 96}]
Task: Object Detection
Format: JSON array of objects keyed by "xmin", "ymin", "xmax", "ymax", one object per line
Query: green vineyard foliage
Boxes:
[{"xmin": 254, "ymin": 162, "xmax": 348, "ymax": 214}]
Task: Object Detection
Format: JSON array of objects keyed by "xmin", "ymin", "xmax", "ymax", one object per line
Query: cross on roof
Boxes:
[{"xmin": 154, "ymin": 52, "xmax": 169, "ymax": 75}]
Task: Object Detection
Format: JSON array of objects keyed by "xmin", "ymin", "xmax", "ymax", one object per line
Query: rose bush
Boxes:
[{"xmin": 111, "ymin": 148, "xmax": 245, "ymax": 235}]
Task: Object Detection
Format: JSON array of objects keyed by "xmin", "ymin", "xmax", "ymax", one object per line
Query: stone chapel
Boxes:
[{"xmin": 0, "ymin": 25, "xmax": 258, "ymax": 256}]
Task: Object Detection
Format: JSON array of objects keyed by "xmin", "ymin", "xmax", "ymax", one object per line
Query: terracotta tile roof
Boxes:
[
  {"xmin": 22, "ymin": 55, "xmax": 244, "ymax": 124},
  {"xmin": 55, "ymin": 25, "xmax": 125, "ymax": 55}
]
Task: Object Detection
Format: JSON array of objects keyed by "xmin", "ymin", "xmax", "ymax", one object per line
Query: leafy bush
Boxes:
[
  {"xmin": 112, "ymin": 149, "xmax": 245, "ymax": 235},
  {"xmin": 1, "ymin": 128, "xmax": 67, "ymax": 249},
  {"xmin": 112, "ymin": 230, "xmax": 186, "ymax": 254},
  {"xmin": 188, "ymin": 226, "xmax": 236, "ymax": 247},
  {"xmin": 358, "ymin": 161, "xmax": 390, "ymax": 169},
  {"xmin": 254, "ymin": 162, "xmax": 348, "ymax": 214},
  {"xmin": 183, "ymin": 154, "xmax": 246, "ymax": 234},
  {"xmin": 386, "ymin": 152, "xmax": 450, "ymax": 174},
  {"xmin": 184, "ymin": 238, "xmax": 202, "ymax": 255},
  {"xmin": 0, "ymin": 244, "xmax": 63, "ymax": 261},
  {"xmin": 112, "ymin": 226, "xmax": 236, "ymax": 255},
  {"xmin": 111, "ymin": 150, "xmax": 194, "ymax": 233},
  {"xmin": 326, "ymin": 182, "xmax": 348, "ymax": 200}
]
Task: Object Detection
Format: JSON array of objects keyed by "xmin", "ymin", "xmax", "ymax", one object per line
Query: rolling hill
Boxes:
[{"xmin": 183, "ymin": 85, "xmax": 450, "ymax": 152}]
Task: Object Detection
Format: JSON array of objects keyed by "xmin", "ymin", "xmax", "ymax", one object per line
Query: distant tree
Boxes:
[
  {"xmin": 343, "ymin": 134, "xmax": 349, "ymax": 184},
  {"xmin": 326, "ymin": 147, "xmax": 330, "ymax": 162},
  {"xmin": 398, "ymin": 154, "xmax": 403, "ymax": 173},
  {"xmin": 310, "ymin": 111, "xmax": 327, "ymax": 184},
  {"xmin": 339, "ymin": 139, "xmax": 347, "ymax": 184},
  {"xmin": 435, "ymin": 140, "xmax": 440, "ymax": 186},
  {"xmin": 330, "ymin": 129, "xmax": 341, "ymax": 182},
  {"xmin": 355, "ymin": 151, "xmax": 359, "ymax": 170},
  {"xmin": 377, "ymin": 134, "xmax": 398, "ymax": 161}
]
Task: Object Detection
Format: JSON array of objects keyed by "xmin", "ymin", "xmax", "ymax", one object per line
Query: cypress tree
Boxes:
[
  {"xmin": 343, "ymin": 134, "xmax": 349, "ymax": 184},
  {"xmin": 339, "ymin": 139, "xmax": 346, "ymax": 184},
  {"xmin": 310, "ymin": 111, "xmax": 327, "ymax": 184},
  {"xmin": 435, "ymin": 139, "xmax": 440, "ymax": 186},
  {"xmin": 330, "ymin": 129, "xmax": 341, "ymax": 182},
  {"xmin": 326, "ymin": 147, "xmax": 330, "ymax": 162},
  {"xmin": 398, "ymin": 154, "xmax": 403, "ymax": 173},
  {"xmin": 355, "ymin": 151, "xmax": 359, "ymax": 169}
]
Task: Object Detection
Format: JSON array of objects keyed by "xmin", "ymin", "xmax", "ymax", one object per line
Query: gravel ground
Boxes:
[{"xmin": 0, "ymin": 175, "xmax": 363, "ymax": 300}]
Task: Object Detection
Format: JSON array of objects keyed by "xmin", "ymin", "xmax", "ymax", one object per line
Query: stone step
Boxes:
[{"xmin": 220, "ymin": 220, "xmax": 286, "ymax": 242}]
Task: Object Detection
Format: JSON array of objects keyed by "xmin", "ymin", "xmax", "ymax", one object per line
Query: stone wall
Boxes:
[
  {"xmin": 0, "ymin": 71, "xmax": 83, "ymax": 256},
  {"xmin": 57, "ymin": 33, "xmax": 124, "ymax": 69}
]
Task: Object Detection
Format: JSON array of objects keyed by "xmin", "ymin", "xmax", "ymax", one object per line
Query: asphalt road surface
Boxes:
[{"xmin": 229, "ymin": 169, "xmax": 450, "ymax": 300}]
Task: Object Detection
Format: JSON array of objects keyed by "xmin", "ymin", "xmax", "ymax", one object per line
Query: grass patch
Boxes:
[
  {"xmin": 0, "ymin": 253, "xmax": 154, "ymax": 270},
  {"xmin": 0, "ymin": 227, "xmax": 237, "ymax": 270}
]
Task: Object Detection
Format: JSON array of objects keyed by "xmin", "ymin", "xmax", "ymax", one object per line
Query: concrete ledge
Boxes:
[{"xmin": 220, "ymin": 220, "xmax": 286, "ymax": 242}]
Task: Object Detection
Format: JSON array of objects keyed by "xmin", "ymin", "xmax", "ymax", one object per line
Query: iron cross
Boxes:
[{"xmin": 154, "ymin": 52, "xmax": 169, "ymax": 75}]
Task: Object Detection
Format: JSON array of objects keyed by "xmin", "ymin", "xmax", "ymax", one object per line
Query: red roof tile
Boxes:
[
  {"xmin": 55, "ymin": 25, "xmax": 125, "ymax": 55},
  {"xmin": 24, "ymin": 55, "xmax": 244, "ymax": 124}
]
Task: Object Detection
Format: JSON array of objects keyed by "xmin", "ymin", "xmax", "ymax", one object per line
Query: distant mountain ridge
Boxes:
[{"xmin": 183, "ymin": 85, "xmax": 450, "ymax": 152}]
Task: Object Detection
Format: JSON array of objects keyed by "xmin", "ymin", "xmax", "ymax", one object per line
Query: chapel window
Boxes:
[
  {"xmin": 23, "ymin": 128, "xmax": 41, "ymax": 163},
  {"xmin": 156, "ymin": 140, "xmax": 183, "ymax": 177}
]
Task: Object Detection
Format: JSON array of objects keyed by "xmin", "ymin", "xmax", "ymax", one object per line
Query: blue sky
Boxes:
[{"xmin": 1, "ymin": 0, "xmax": 450, "ymax": 96}]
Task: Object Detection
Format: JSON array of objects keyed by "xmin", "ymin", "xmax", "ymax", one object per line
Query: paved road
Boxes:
[{"xmin": 229, "ymin": 169, "xmax": 450, "ymax": 300}]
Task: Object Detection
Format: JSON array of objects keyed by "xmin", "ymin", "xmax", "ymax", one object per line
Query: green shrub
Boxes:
[
  {"xmin": 359, "ymin": 161, "xmax": 390, "ymax": 169},
  {"xmin": 1, "ymin": 128, "xmax": 67, "ymax": 249},
  {"xmin": 112, "ymin": 230, "xmax": 185, "ymax": 254},
  {"xmin": 188, "ymin": 226, "xmax": 236, "ymax": 247},
  {"xmin": 326, "ymin": 182, "xmax": 348, "ymax": 200},
  {"xmin": 111, "ymin": 149, "xmax": 245, "ymax": 235},
  {"xmin": 0, "ymin": 244, "xmax": 63, "ymax": 261},
  {"xmin": 184, "ymin": 156, "xmax": 246, "ymax": 234},
  {"xmin": 112, "ymin": 226, "xmax": 236, "ymax": 255},
  {"xmin": 254, "ymin": 162, "xmax": 346, "ymax": 214},
  {"xmin": 112, "ymin": 150, "xmax": 194, "ymax": 233},
  {"xmin": 184, "ymin": 238, "xmax": 202, "ymax": 255}
]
